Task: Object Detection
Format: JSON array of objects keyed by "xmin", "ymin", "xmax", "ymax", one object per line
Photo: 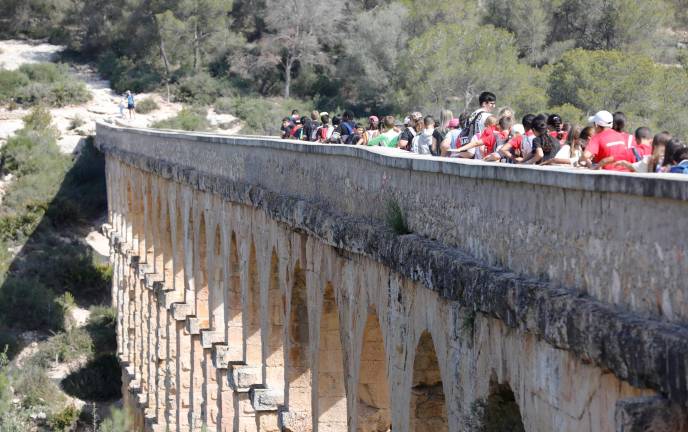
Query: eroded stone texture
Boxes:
[{"xmin": 98, "ymin": 124, "xmax": 688, "ymax": 432}]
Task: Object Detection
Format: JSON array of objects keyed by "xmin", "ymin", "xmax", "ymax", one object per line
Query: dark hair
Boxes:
[
  {"xmin": 613, "ymin": 112, "xmax": 627, "ymax": 132},
  {"xmin": 663, "ymin": 138, "xmax": 686, "ymax": 166},
  {"xmin": 534, "ymin": 114, "xmax": 547, "ymax": 124},
  {"xmin": 291, "ymin": 109, "xmax": 299, "ymax": 115},
  {"xmin": 332, "ymin": 116, "xmax": 341, "ymax": 126},
  {"xmin": 479, "ymin": 91, "xmax": 496, "ymax": 106},
  {"xmin": 321, "ymin": 114, "xmax": 330, "ymax": 124},
  {"xmin": 673, "ymin": 146, "xmax": 688, "ymax": 163},
  {"xmin": 650, "ymin": 132, "xmax": 672, "ymax": 172},
  {"xmin": 522, "ymin": 114, "xmax": 536, "ymax": 131},
  {"xmin": 342, "ymin": 111, "xmax": 353, "ymax": 121},
  {"xmin": 532, "ymin": 119, "xmax": 557, "ymax": 154},
  {"xmin": 532, "ymin": 118, "xmax": 548, "ymax": 135},
  {"xmin": 547, "ymin": 114, "xmax": 562, "ymax": 130},
  {"xmin": 580, "ymin": 126, "xmax": 595, "ymax": 142},
  {"xmin": 282, "ymin": 117, "xmax": 290, "ymax": 122},
  {"xmin": 635, "ymin": 127, "xmax": 652, "ymax": 142},
  {"xmin": 653, "ymin": 131, "xmax": 672, "ymax": 149},
  {"xmin": 424, "ymin": 115, "xmax": 435, "ymax": 128}
]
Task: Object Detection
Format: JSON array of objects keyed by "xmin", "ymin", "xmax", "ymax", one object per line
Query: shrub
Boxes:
[
  {"xmin": 48, "ymin": 405, "xmax": 80, "ymax": 432},
  {"xmin": 229, "ymin": 97, "xmax": 313, "ymax": 136},
  {"xmin": 385, "ymin": 199, "xmax": 411, "ymax": 235},
  {"xmin": 135, "ymin": 97, "xmax": 159, "ymax": 114},
  {"xmin": 68, "ymin": 115, "xmax": 85, "ymax": 130},
  {"xmin": 13, "ymin": 363, "xmax": 65, "ymax": 408},
  {"xmin": 174, "ymin": 72, "xmax": 222, "ymax": 105},
  {"xmin": 214, "ymin": 96, "xmax": 235, "ymax": 114},
  {"xmin": 99, "ymin": 407, "xmax": 132, "ymax": 432},
  {"xmin": 0, "ymin": 64, "xmax": 91, "ymax": 107},
  {"xmin": 18, "ymin": 63, "xmax": 66, "ymax": 83},
  {"xmin": 30, "ymin": 328, "xmax": 93, "ymax": 368},
  {"xmin": 0, "ymin": 279, "xmax": 63, "ymax": 331},
  {"xmin": 97, "ymin": 51, "xmax": 161, "ymax": 94},
  {"xmin": 152, "ymin": 107, "xmax": 210, "ymax": 131},
  {"xmin": 61, "ymin": 354, "xmax": 122, "ymax": 401},
  {"xmin": 86, "ymin": 306, "xmax": 116, "ymax": 353},
  {"xmin": 0, "ymin": 70, "xmax": 29, "ymax": 102}
]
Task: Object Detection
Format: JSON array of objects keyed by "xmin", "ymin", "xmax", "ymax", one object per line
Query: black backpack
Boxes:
[{"xmin": 458, "ymin": 110, "xmax": 485, "ymax": 146}]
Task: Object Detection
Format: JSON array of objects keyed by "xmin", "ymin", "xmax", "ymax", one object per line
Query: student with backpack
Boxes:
[
  {"xmin": 398, "ymin": 112, "xmax": 422, "ymax": 151},
  {"xmin": 316, "ymin": 112, "xmax": 333, "ymax": 142},
  {"xmin": 457, "ymin": 91, "xmax": 497, "ymax": 147}
]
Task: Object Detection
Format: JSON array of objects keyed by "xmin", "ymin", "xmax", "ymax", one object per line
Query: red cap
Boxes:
[
  {"xmin": 448, "ymin": 118, "xmax": 460, "ymax": 128},
  {"xmin": 369, "ymin": 115, "xmax": 379, "ymax": 123}
]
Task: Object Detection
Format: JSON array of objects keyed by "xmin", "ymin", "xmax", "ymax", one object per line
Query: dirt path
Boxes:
[{"xmin": 0, "ymin": 39, "xmax": 242, "ymax": 152}]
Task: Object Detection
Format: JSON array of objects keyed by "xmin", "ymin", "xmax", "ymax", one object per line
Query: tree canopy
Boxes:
[{"xmin": 1, "ymin": 0, "xmax": 688, "ymax": 135}]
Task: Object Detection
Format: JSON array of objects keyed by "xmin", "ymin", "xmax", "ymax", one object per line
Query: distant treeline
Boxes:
[{"xmin": 2, "ymin": 0, "xmax": 688, "ymax": 136}]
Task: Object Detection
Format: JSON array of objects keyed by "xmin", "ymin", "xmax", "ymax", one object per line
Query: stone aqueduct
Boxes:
[{"xmin": 96, "ymin": 123, "xmax": 688, "ymax": 432}]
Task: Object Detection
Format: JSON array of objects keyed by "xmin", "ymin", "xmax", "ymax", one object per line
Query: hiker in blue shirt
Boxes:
[{"xmin": 126, "ymin": 90, "xmax": 136, "ymax": 120}]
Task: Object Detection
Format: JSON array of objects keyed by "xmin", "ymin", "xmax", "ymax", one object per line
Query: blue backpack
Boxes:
[{"xmin": 669, "ymin": 162, "xmax": 688, "ymax": 174}]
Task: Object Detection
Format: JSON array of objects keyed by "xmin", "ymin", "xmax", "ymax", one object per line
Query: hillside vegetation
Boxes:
[
  {"xmin": 0, "ymin": 107, "xmax": 118, "ymax": 431},
  {"xmin": 2, "ymin": 0, "xmax": 688, "ymax": 136}
]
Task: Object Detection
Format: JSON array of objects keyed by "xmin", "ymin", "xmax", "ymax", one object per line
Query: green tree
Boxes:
[
  {"xmin": 338, "ymin": 2, "xmax": 409, "ymax": 109},
  {"xmin": 548, "ymin": 49, "xmax": 658, "ymax": 116},
  {"xmin": 551, "ymin": 0, "xmax": 670, "ymax": 53},
  {"xmin": 263, "ymin": 0, "xmax": 344, "ymax": 98},
  {"xmin": 402, "ymin": 22, "xmax": 538, "ymax": 113}
]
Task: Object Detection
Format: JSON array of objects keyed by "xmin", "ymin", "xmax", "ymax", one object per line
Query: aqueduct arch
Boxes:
[{"xmin": 100, "ymin": 123, "xmax": 688, "ymax": 432}]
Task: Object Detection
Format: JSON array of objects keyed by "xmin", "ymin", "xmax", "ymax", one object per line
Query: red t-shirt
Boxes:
[
  {"xmin": 479, "ymin": 126, "xmax": 498, "ymax": 154},
  {"xmin": 549, "ymin": 130, "xmax": 569, "ymax": 143},
  {"xmin": 508, "ymin": 134, "xmax": 523, "ymax": 152},
  {"xmin": 290, "ymin": 125, "xmax": 303, "ymax": 138},
  {"xmin": 586, "ymin": 129, "xmax": 634, "ymax": 171},
  {"xmin": 635, "ymin": 142, "xmax": 652, "ymax": 157}
]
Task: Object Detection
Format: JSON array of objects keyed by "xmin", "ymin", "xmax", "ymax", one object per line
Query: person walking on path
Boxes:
[{"xmin": 126, "ymin": 90, "xmax": 136, "ymax": 120}]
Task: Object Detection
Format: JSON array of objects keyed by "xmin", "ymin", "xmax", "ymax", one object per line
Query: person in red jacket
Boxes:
[{"xmin": 580, "ymin": 110, "xmax": 635, "ymax": 171}]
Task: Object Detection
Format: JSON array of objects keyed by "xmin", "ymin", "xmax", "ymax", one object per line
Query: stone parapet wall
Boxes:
[
  {"xmin": 97, "ymin": 123, "xmax": 688, "ymax": 431},
  {"xmin": 96, "ymin": 123, "xmax": 688, "ymax": 325}
]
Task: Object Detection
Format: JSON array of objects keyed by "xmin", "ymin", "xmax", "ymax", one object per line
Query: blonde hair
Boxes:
[{"xmin": 484, "ymin": 115, "xmax": 498, "ymax": 127}]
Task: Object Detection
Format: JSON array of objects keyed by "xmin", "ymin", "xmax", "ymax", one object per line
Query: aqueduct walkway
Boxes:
[{"xmin": 96, "ymin": 122, "xmax": 688, "ymax": 431}]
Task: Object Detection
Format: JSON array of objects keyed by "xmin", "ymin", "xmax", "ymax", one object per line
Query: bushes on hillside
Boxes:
[
  {"xmin": 0, "ymin": 64, "xmax": 91, "ymax": 107},
  {"xmin": 229, "ymin": 97, "xmax": 313, "ymax": 136},
  {"xmin": 152, "ymin": 107, "xmax": 209, "ymax": 131},
  {"xmin": 135, "ymin": 96, "xmax": 158, "ymax": 114}
]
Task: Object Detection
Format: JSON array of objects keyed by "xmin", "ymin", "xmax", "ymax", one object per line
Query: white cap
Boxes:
[
  {"xmin": 588, "ymin": 110, "xmax": 613, "ymax": 128},
  {"xmin": 319, "ymin": 112, "xmax": 329, "ymax": 117},
  {"xmin": 512, "ymin": 124, "xmax": 525, "ymax": 135}
]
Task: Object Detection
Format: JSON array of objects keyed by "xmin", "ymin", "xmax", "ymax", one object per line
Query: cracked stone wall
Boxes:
[{"xmin": 97, "ymin": 123, "xmax": 688, "ymax": 432}]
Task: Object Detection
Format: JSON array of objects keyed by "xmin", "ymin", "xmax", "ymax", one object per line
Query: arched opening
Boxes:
[
  {"xmin": 153, "ymin": 186, "xmax": 164, "ymax": 273},
  {"xmin": 143, "ymin": 178, "xmax": 154, "ymax": 264},
  {"xmin": 195, "ymin": 212, "xmax": 209, "ymax": 328},
  {"xmin": 245, "ymin": 240, "xmax": 262, "ymax": 364},
  {"xmin": 472, "ymin": 380, "xmax": 525, "ymax": 432},
  {"xmin": 173, "ymin": 202, "xmax": 185, "ymax": 298},
  {"xmin": 125, "ymin": 178, "xmax": 134, "ymax": 244},
  {"xmin": 266, "ymin": 248, "xmax": 284, "ymax": 387},
  {"xmin": 226, "ymin": 232, "xmax": 242, "ymax": 352},
  {"xmin": 287, "ymin": 262, "xmax": 311, "ymax": 414},
  {"xmin": 210, "ymin": 225, "xmax": 224, "ymax": 331},
  {"xmin": 357, "ymin": 310, "xmax": 391, "ymax": 431},
  {"xmin": 316, "ymin": 282, "xmax": 347, "ymax": 431},
  {"xmin": 410, "ymin": 331, "xmax": 448, "ymax": 432}
]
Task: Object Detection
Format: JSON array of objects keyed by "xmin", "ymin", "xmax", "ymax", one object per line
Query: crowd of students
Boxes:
[{"xmin": 279, "ymin": 91, "xmax": 688, "ymax": 174}]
